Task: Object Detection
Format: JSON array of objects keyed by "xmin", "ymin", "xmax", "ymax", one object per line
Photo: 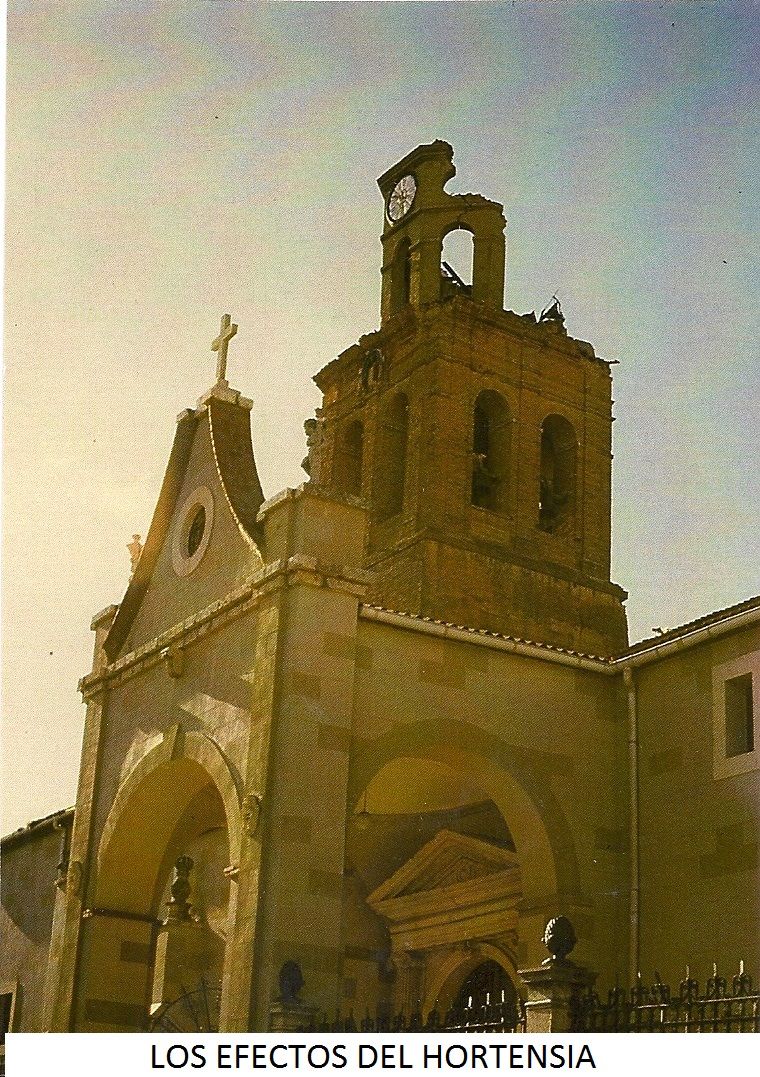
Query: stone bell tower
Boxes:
[
  {"xmin": 308, "ymin": 140, "xmax": 628, "ymax": 656},
  {"xmin": 377, "ymin": 140, "xmax": 506, "ymax": 319}
]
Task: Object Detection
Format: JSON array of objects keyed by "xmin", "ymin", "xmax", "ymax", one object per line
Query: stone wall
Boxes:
[
  {"xmin": 0, "ymin": 811, "xmax": 72, "ymax": 1031},
  {"xmin": 634, "ymin": 622, "xmax": 760, "ymax": 983},
  {"xmin": 313, "ymin": 298, "xmax": 627, "ymax": 655}
]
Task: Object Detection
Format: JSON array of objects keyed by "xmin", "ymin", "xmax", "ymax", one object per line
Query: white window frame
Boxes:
[{"xmin": 712, "ymin": 651, "xmax": 760, "ymax": 779}]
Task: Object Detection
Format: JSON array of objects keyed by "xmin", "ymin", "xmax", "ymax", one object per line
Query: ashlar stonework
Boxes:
[{"xmin": 1, "ymin": 142, "xmax": 757, "ymax": 1036}]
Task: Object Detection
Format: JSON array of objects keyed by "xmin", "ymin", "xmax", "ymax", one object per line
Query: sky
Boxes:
[{"xmin": 2, "ymin": 1, "xmax": 758, "ymax": 833}]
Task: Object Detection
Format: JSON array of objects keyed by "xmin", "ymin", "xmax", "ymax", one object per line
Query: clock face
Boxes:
[{"xmin": 387, "ymin": 174, "xmax": 417, "ymax": 222}]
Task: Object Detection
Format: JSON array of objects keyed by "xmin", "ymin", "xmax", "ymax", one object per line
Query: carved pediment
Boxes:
[{"xmin": 367, "ymin": 829, "xmax": 520, "ymax": 930}]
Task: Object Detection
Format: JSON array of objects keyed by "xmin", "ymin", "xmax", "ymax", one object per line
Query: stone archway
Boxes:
[
  {"xmin": 426, "ymin": 941, "xmax": 524, "ymax": 1016},
  {"xmin": 349, "ymin": 720, "xmax": 580, "ymax": 906},
  {"xmin": 346, "ymin": 725, "xmax": 582, "ymax": 1017},
  {"xmin": 73, "ymin": 730, "xmax": 241, "ymax": 1032}
]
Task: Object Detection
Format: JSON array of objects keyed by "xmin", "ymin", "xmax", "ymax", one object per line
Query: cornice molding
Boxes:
[{"xmin": 80, "ymin": 557, "xmax": 370, "ymax": 699}]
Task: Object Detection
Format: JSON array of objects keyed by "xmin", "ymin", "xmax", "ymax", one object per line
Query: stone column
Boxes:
[{"xmin": 518, "ymin": 916, "xmax": 596, "ymax": 1033}]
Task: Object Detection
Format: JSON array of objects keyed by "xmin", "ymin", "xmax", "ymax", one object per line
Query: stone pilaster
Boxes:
[
  {"xmin": 152, "ymin": 919, "xmax": 223, "ymax": 1015},
  {"xmin": 519, "ymin": 916, "xmax": 596, "ymax": 1033},
  {"xmin": 42, "ymin": 604, "xmax": 118, "ymax": 1031},
  {"xmin": 246, "ymin": 486, "xmax": 371, "ymax": 1027},
  {"xmin": 519, "ymin": 960, "xmax": 596, "ymax": 1033}
]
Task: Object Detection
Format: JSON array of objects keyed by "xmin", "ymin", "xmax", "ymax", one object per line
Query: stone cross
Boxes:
[{"xmin": 211, "ymin": 313, "xmax": 238, "ymax": 383}]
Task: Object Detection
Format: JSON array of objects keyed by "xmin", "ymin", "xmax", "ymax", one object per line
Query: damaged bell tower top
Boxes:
[
  {"xmin": 377, "ymin": 140, "xmax": 506, "ymax": 320},
  {"xmin": 310, "ymin": 141, "xmax": 628, "ymax": 656}
]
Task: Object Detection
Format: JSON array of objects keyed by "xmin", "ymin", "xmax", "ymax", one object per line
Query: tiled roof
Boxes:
[
  {"xmin": 362, "ymin": 592, "xmax": 760, "ymax": 667},
  {"xmin": 360, "ymin": 604, "xmax": 612, "ymax": 663},
  {"xmin": 623, "ymin": 593, "xmax": 760, "ymax": 657},
  {"xmin": 1, "ymin": 805, "xmax": 74, "ymax": 847}
]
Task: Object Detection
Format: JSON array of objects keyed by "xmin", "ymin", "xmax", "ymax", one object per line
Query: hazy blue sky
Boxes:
[{"xmin": 3, "ymin": 1, "xmax": 758, "ymax": 832}]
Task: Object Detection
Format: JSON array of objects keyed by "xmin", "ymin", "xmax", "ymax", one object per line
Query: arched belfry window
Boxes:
[
  {"xmin": 441, "ymin": 227, "xmax": 474, "ymax": 299},
  {"xmin": 376, "ymin": 393, "xmax": 409, "ymax": 519},
  {"xmin": 333, "ymin": 420, "xmax": 364, "ymax": 497},
  {"xmin": 539, "ymin": 414, "xmax": 577, "ymax": 533},
  {"xmin": 389, "ymin": 238, "xmax": 412, "ymax": 315},
  {"xmin": 471, "ymin": 390, "xmax": 510, "ymax": 512}
]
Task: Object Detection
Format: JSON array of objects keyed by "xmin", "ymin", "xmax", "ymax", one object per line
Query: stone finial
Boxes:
[
  {"xmin": 127, "ymin": 534, "xmax": 143, "ymax": 573},
  {"xmin": 520, "ymin": 920, "xmax": 595, "ymax": 1033},
  {"xmin": 166, "ymin": 855, "xmax": 193, "ymax": 921},
  {"xmin": 542, "ymin": 915, "xmax": 577, "ymax": 964},
  {"xmin": 278, "ymin": 960, "xmax": 304, "ymax": 1003}
]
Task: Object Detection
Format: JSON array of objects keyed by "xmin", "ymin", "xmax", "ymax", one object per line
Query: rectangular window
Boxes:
[
  {"xmin": 725, "ymin": 673, "xmax": 754, "ymax": 756},
  {"xmin": 713, "ymin": 654, "xmax": 759, "ymax": 779}
]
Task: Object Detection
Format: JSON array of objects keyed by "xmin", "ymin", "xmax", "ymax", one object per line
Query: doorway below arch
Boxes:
[{"xmin": 444, "ymin": 959, "xmax": 520, "ymax": 1031}]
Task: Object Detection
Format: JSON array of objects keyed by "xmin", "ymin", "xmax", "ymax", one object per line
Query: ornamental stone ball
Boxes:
[
  {"xmin": 278, "ymin": 960, "xmax": 304, "ymax": 1003},
  {"xmin": 543, "ymin": 915, "xmax": 577, "ymax": 963}
]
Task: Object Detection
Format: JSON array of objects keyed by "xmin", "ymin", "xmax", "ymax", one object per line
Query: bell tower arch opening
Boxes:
[
  {"xmin": 375, "ymin": 393, "xmax": 409, "ymax": 520},
  {"xmin": 333, "ymin": 419, "xmax": 364, "ymax": 498},
  {"xmin": 441, "ymin": 226, "xmax": 474, "ymax": 299},
  {"xmin": 539, "ymin": 414, "xmax": 577, "ymax": 534},
  {"xmin": 389, "ymin": 237, "xmax": 412, "ymax": 316},
  {"xmin": 472, "ymin": 389, "xmax": 511, "ymax": 513}
]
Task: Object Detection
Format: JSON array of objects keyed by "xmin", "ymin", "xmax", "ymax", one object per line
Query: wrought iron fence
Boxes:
[
  {"xmin": 299, "ymin": 997, "xmax": 525, "ymax": 1034},
  {"xmin": 576, "ymin": 964, "xmax": 760, "ymax": 1033},
  {"xmin": 148, "ymin": 965, "xmax": 759, "ymax": 1035}
]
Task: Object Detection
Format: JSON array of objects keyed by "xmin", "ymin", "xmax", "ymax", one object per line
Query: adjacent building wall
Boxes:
[
  {"xmin": 633, "ymin": 623, "xmax": 760, "ymax": 985},
  {"xmin": 0, "ymin": 810, "xmax": 73, "ymax": 1032}
]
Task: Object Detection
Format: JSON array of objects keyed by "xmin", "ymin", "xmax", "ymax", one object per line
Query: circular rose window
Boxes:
[{"xmin": 172, "ymin": 487, "xmax": 214, "ymax": 577}]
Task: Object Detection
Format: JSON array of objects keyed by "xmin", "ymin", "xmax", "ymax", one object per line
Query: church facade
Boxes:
[{"xmin": 2, "ymin": 142, "xmax": 758, "ymax": 1035}]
